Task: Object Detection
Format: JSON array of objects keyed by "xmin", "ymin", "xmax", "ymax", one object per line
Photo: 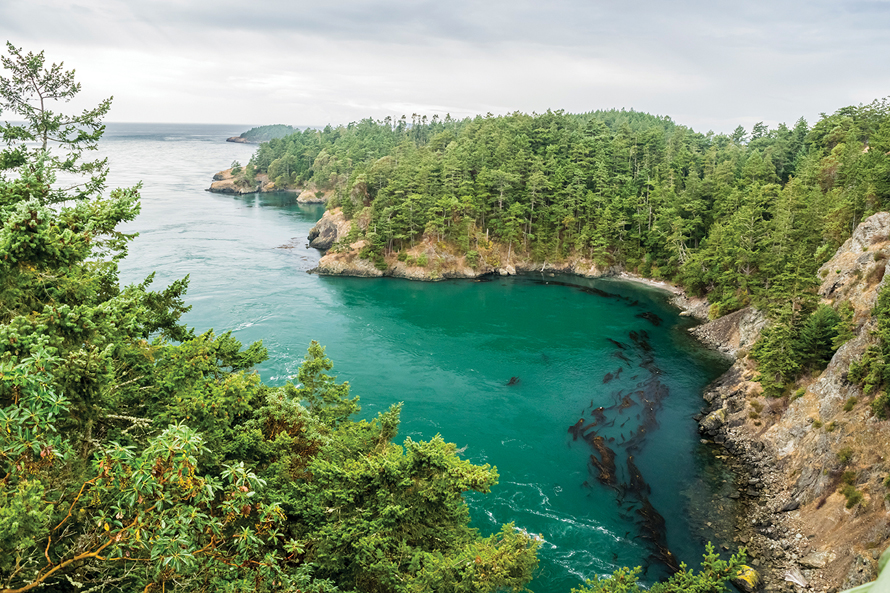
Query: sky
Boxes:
[{"xmin": 1, "ymin": 0, "xmax": 888, "ymax": 133}]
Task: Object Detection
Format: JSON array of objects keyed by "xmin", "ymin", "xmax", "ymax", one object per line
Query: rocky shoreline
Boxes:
[
  {"xmin": 303, "ymin": 207, "xmax": 890, "ymax": 592},
  {"xmin": 693, "ymin": 214, "xmax": 890, "ymax": 593},
  {"xmin": 207, "ymin": 168, "xmax": 329, "ymax": 202}
]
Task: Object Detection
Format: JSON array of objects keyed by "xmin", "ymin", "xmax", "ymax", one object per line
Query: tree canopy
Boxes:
[{"xmin": 0, "ymin": 45, "xmax": 539, "ymax": 593}]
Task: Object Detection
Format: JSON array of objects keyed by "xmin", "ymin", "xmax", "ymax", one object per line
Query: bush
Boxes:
[
  {"xmin": 872, "ymin": 391, "xmax": 890, "ymax": 419},
  {"xmin": 397, "ymin": 251, "xmax": 408, "ymax": 262},
  {"xmin": 844, "ymin": 397, "xmax": 858, "ymax": 412},
  {"xmin": 417, "ymin": 253, "xmax": 429, "ymax": 267},
  {"xmin": 466, "ymin": 250, "xmax": 479, "ymax": 268},
  {"xmin": 841, "ymin": 484, "xmax": 864, "ymax": 508},
  {"xmin": 571, "ymin": 543, "xmax": 746, "ymax": 593},
  {"xmin": 838, "ymin": 446, "xmax": 854, "ymax": 465}
]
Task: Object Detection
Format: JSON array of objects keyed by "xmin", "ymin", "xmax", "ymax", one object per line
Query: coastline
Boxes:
[{"xmin": 305, "ymin": 208, "xmax": 890, "ymax": 592}]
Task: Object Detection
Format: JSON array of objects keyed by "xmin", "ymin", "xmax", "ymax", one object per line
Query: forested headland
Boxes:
[
  {"xmin": 4, "ymin": 37, "xmax": 890, "ymax": 593},
  {"xmin": 242, "ymin": 104, "xmax": 890, "ymax": 398},
  {"xmin": 228, "ymin": 124, "xmax": 298, "ymax": 144}
]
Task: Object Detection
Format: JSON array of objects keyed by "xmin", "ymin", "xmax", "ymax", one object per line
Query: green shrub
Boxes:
[
  {"xmin": 844, "ymin": 397, "xmax": 858, "ymax": 412},
  {"xmin": 397, "ymin": 251, "xmax": 408, "ymax": 262},
  {"xmin": 571, "ymin": 543, "xmax": 746, "ymax": 593},
  {"xmin": 841, "ymin": 484, "xmax": 863, "ymax": 508},
  {"xmin": 872, "ymin": 391, "xmax": 890, "ymax": 419},
  {"xmin": 812, "ymin": 418, "xmax": 823, "ymax": 429},
  {"xmin": 466, "ymin": 250, "xmax": 479, "ymax": 268},
  {"xmin": 825, "ymin": 421, "xmax": 837, "ymax": 432},
  {"xmin": 792, "ymin": 388, "xmax": 806, "ymax": 400},
  {"xmin": 417, "ymin": 253, "xmax": 428, "ymax": 267},
  {"xmin": 838, "ymin": 446, "xmax": 854, "ymax": 465}
]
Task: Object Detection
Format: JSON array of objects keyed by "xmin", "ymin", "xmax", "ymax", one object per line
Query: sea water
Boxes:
[{"xmin": 100, "ymin": 123, "xmax": 733, "ymax": 592}]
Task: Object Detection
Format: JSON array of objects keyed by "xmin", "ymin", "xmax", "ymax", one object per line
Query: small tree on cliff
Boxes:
[{"xmin": 0, "ymin": 41, "xmax": 111, "ymax": 204}]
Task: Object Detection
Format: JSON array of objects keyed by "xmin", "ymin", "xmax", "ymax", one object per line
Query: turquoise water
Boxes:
[{"xmin": 101, "ymin": 124, "xmax": 731, "ymax": 592}]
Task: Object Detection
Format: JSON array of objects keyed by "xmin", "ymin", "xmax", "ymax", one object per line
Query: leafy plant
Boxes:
[{"xmin": 572, "ymin": 543, "xmax": 745, "ymax": 593}]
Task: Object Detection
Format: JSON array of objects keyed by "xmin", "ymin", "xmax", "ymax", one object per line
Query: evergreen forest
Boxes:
[
  {"xmin": 245, "ymin": 102, "xmax": 890, "ymax": 397},
  {"xmin": 3, "ymin": 40, "xmax": 890, "ymax": 593}
]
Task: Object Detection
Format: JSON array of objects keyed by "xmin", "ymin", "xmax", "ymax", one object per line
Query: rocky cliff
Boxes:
[{"xmin": 696, "ymin": 212, "xmax": 890, "ymax": 593}]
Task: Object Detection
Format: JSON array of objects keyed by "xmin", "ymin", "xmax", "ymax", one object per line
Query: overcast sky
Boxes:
[{"xmin": 1, "ymin": 0, "xmax": 888, "ymax": 133}]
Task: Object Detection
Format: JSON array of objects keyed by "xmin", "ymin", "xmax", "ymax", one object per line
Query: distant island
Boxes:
[{"xmin": 226, "ymin": 123, "xmax": 296, "ymax": 144}]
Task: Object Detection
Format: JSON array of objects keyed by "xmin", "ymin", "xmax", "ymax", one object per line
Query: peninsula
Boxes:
[{"xmin": 217, "ymin": 102, "xmax": 890, "ymax": 592}]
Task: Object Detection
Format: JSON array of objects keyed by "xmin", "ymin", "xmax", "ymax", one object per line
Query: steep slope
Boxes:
[{"xmin": 697, "ymin": 213, "xmax": 890, "ymax": 592}]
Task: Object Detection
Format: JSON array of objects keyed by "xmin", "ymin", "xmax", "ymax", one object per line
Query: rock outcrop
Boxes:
[
  {"xmin": 208, "ymin": 167, "xmax": 280, "ymax": 195},
  {"xmin": 308, "ymin": 209, "xmax": 351, "ymax": 250},
  {"xmin": 208, "ymin": 168, "xmax": 312, "ymax": 196},
  {"xmin": 697, "ymin": 212, "xmax": 890, "ymax": 592},
  {"xmin": 689, "ymin": 307, "xmax": 768, "ymax": 358},
  {"xmin": 296, "ymin": 182, "xmax": 333, "ymax": 204}
]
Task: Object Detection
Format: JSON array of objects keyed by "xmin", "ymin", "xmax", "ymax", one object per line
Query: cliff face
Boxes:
[{"xmin": 697, "ymin": 212, "xmax": 890, "ymax": 593}]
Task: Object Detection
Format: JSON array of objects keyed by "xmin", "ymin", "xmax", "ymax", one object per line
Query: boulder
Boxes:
[
  {"xmin": 800, "ymin": 550, "xmax": 835, "ymax": 569},
  {"xmin": 700, "ymin": 408, "xmax": 727, "ymax": 433},
  {"xmin": 732, "ymin": 565, "xmax": 761, "ymax": 593},
  {"xmin": 308, "ymin": 209, "xmax": 349, "ymax": 251}
]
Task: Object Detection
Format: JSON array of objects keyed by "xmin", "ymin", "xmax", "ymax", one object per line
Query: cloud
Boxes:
[{"xmin": 0, "ymin": 0, "xmax": 887, "ymax": 132}]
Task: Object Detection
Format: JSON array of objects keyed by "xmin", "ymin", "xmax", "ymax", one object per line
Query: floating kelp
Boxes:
[
  {"xmin": 568, "ymin": 418, "xmax": 585, "ymax": 440},
  {"xmin": 567, "ymin": 324, "xmax": 681, "ymax": 576},
  {"xmin": 637, "ymin": 499, "xmax": 680, "ymax": 573},
  {"xmin": 626, "ymin": 455, "xmax": 651, "ymax": 496},
  {"xmin": 635, "ymin": 311, "xmax": 663, "ymax": 326},
  {"xmin": 611, "ymin": 350, "xmax": 632, "ymax": 364},
  {"xmin": 607, "ymin": 338, "xmax": 628, "ymax": 350},
  {"xmin": 506, "ymin": 376, "xmax": 521, "ymax": 386},
  {"xmin": 588, "ymin": 436, "xmax": 618, "ymax": 488},
  {"xmin": 590, "ymin": 406, "xmax": 607, "ymax": 425},
  {"xmin": 628, "ymin": 330, "xmax": 653, "ymax": 352},
  {"xmin": 618, "ymin": 393, "xmax": 637, "ymax": 411}
]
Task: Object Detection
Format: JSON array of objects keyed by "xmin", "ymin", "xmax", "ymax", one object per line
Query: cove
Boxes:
[{"xmin": 107, "ymin": 124, "xmax": 733, "ymax": 593}]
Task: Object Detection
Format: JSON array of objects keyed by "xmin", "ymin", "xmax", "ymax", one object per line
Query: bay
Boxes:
[{"xmin": 101, "ymin": 123, "xmax": 733, "ymax": 592}]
